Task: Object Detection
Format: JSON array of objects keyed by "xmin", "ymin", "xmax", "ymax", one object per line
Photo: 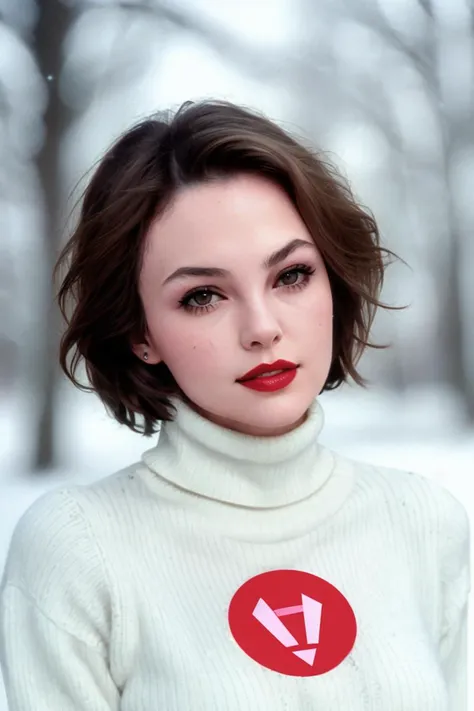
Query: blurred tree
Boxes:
[
  {"xmin": 337, "ymin": 0, "xmax": 474, "ymax": 417},
  {"xmin": 32, "ymin": 0, "xmax": 74, "ymax": 469}
]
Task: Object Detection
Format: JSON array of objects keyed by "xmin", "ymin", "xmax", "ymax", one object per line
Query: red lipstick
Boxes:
[{"xmin": 237, "ymin": 360, "xmax": 299, "ymax": 392}]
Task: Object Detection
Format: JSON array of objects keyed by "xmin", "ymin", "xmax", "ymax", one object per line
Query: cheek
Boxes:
[
  {"xmin": 157, "ymin": 322, "xmax": 223, "ymax": 377},
  {"xmin": 299, "ymin": 287, "xmax": 333, "ymax": 350},
  {"xmin": 296, "ymin": 283, "xmax": 333, "ymax": 326}
]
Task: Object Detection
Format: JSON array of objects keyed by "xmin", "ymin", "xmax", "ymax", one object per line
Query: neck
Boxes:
[
  {"xmin": 142, "ymin": 398, "xmax": 333, "ymax": 508},
  {"xmin": 185, "ymin": 398, "xmax": 308, "ymax": 437},
  {"xmin": 140, "ymin": 397, "xmax": 356, "ymax": 541}
]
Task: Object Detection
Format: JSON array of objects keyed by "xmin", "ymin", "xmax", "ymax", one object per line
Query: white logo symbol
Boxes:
[{"xmin": 252, "ymin": 594, "xmax": 323, "ymax": 666}]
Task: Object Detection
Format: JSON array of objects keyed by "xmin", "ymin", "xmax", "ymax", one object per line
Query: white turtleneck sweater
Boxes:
[{"xmin": 0, "ymin": 399, "xmax": 471, "ymax": 710}]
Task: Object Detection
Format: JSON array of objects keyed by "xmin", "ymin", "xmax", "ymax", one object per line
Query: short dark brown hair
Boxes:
[{"xmin": 54, "ymin": 99, "xmax": 402, "ymax": 435}]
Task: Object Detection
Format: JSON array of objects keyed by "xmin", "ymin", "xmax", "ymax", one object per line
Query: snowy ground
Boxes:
[{"xmin": 1, "ymin": 384, "xmax": 473, "ymax": 709}]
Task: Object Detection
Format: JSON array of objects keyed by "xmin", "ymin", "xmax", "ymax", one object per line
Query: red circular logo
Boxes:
[{"xmin": 228, "ymin": 569, "xmax": 357, "ymax": 676}]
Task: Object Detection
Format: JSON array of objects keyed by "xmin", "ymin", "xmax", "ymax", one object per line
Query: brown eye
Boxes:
[
  {"xmin": 179, "ymin": 287, "xmax": 224, "ymax": 313},
  {"xmin": 190, "ymin": 290, "xmax": 213, "ymax": 306},
  {"xmin": 275, "ymin": 265, "xmax": 315, "ymax": 291},
  {"xmin": 279, "ymin": 270, "xmax": 300, "ymax": 286}
]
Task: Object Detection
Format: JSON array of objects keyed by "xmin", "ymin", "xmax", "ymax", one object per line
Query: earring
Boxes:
[{"xmin": 143, "ymin": 351, "xmax": 149, "ymax": 361}]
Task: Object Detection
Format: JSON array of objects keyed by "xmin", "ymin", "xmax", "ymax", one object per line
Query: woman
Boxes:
[{"xmin": 0, "ymin": 100, "xmax": 470, "ymax": 710}]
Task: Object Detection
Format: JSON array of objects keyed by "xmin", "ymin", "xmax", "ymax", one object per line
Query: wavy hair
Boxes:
[{"xmin": 54, "ymin": 100, "xmax": 403, "ymax": 435}]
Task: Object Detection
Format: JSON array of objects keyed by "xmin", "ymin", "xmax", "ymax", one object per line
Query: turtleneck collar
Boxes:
[{"xmin": 141, "ymin": 398, "xmax": 336, "ymax": 509}]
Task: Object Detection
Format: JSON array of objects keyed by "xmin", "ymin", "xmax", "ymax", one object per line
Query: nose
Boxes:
[{"xmin": 239, "ymin": 304, "xmax": 283, "ymax": 351}]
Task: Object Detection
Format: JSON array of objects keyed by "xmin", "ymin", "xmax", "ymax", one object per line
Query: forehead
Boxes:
[{"xmin": 143, "ymin": 175, "xmax": 312, "ymax": 271}]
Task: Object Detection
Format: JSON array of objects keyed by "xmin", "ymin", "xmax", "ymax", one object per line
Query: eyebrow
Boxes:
[{"xmin": 162, "ymin": 238, "xmax": 316, "ymax": 286}]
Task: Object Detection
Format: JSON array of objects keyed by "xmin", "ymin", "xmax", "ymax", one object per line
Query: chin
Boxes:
[
  {"xmin": 222, "ymin": 391, "xmax": 315, "ymax": 436},
  {"xmin": 249, "ymin": 404, "xmax": 310, "ymax": 434}
]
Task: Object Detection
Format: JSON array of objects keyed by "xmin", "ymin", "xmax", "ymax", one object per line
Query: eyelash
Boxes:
[{"xmin": 178, "ymin": 264, "xmax": 316, "ymax": 315}]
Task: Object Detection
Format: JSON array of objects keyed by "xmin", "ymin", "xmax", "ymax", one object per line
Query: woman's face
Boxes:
[{"xmin": 135, "ymin": 174, "xmax": 334, "ymax": 436}]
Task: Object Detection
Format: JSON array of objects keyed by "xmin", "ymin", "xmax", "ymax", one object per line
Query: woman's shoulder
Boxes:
[
  {"xmin": 346, "ymin": 453, "xmax": 468, "ymax": 525},
  {"xmin": 1, "ymin": 461, "xmax": 148, "ymax": 593},
  {"xmin": 1, "ymin": 487, "xmax": 99, "ymax": 598},
  {"xmin": 0, "ymin": 469, "xmax": 141, "ymax": 651},
  {"xmin": 342, "ymin": 453, "xmax": 470, "ymax": 573}
]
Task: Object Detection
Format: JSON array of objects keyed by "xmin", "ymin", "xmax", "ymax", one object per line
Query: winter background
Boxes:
[{"xmin": 0, "ymin": 0, "xmax": 473, "ymax": 708}]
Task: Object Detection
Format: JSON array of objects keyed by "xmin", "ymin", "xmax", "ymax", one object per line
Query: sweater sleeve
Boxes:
[
  {"xmin": 436, "ymin": 485, "xmax": 471, "ymax": 711},
  {"xmin": 0, "ymin": 489, "xmax": 120, "ymax": 711}
]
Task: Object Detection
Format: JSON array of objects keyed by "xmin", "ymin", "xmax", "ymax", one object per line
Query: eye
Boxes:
[
  {"xmin": 178, "ymin": 288, "xmax": 224, "ymax": 314},
  {"xmin": 279, "ymin": 270, "xmax": 301, "ymax": 286},
  {"xmin": 276, "ymin": 264, "xmax": 315, "ymax": 288},
  {"xmin": 188, "ymin": 290, "xmax": 214, "ymax": 307}
]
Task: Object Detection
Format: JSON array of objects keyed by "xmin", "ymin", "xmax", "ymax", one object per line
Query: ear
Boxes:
[{"xmin": 131, "ymin": 340, "xmax": 161, "ymax": 365}]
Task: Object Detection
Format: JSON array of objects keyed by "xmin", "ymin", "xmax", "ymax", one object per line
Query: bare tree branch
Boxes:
[
  {"xmin": 337, "ymin": 0, "xmax": 437, "ymax": 93},
  {"xmin": 82, "ymin": 0, "xmax": 284, "ymax": 84},
  {"xmin": 415, "ymin": 0, "xmax": 434, "ymax": 20}
]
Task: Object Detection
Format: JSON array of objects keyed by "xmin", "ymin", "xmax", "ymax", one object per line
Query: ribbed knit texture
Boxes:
[{"xmin": 0, "ymin": 398, "xmax": 471, "ymax": 710}]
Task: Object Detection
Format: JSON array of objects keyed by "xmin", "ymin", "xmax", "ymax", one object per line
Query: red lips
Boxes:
[{"xmin": 237, "ymin": 359, "xmax": 298, "ymax": 382}]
